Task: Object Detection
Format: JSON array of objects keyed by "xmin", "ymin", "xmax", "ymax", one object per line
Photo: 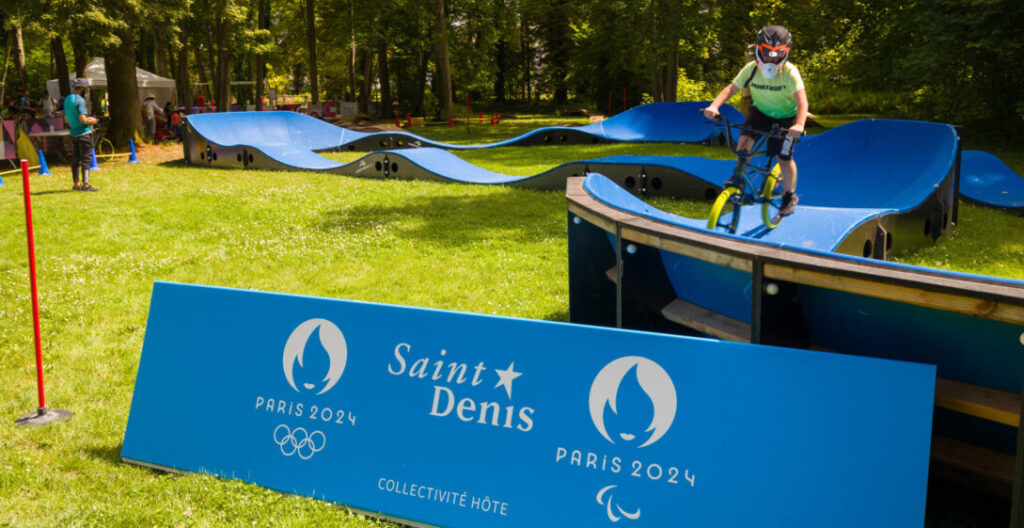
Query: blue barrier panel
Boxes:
[{"xmin": 122, "ymin": 282, "xmax": 935, "ymax": 527}]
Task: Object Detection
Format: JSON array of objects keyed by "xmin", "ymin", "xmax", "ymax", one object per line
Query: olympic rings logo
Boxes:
[{"xmin": 273, "ymin": 424, "xmax": 326, "ymax": 459}]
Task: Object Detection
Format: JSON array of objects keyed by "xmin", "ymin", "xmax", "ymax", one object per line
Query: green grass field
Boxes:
[{"xmin": 0, "ymin": 114, "xmax": 1021, "ymax": 526}]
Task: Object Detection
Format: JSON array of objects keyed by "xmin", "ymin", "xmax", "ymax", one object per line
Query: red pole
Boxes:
[
  {"xmin": 406, "ymin": 113, "xmax": 413, "ymax": 129},
  {"xmin": 20, "ymin": 160, "xmax": 46, "ymax": 410},
  {"xmin": 395, "ymin": 115, "xmax": 401, "ymax": 127},
  {"xmin": 479, "ymin": 111, "xmax": 484, "ymax": 124},
  {"xmin": 448, "ymin": 116, "xmax": 454, "ymax": 127}
]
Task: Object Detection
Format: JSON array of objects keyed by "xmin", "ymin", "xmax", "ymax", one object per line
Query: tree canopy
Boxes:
[{"xmin": 3, "ymin": 0, "xmax": 1022, "ymax": 144}]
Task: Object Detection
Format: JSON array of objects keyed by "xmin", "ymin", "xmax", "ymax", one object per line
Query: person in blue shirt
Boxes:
[
  {"xmin": 63, "ymin": 78, "xmax": 100, "ymax": 192},
  {"xmin": 18, "ymin": 90, "xmax": 36, "ymax": 119}
]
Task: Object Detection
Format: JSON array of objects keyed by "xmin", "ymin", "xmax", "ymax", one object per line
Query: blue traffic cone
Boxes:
[
  {"xmin": 128, "ymin": 139, "xmax": 140, "ymax": 163},
  {"xmin": 89, "ymin": 148, "xmax": 100, "ymax": 170},
  {"xmin": 37, "ymin": 150, "xmax": 52, "ymax": 176}
]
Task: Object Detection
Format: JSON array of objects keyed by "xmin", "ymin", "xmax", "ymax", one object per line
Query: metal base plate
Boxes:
[{"xmin": 15, "ymin": 408, "xmax": 72, "ymax": 427}]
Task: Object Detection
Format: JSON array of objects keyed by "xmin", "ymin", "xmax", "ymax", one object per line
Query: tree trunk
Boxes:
[
  {"xmin": 415, "ymin": 51, "xmax": 429, "ymax": 116},
  {"xmin": 348, "ymin": 0, "xmax": 356, "ymax": 101},
  {"xmin": 105, "ymin": 27, "xmax": 142, "ymax": 148},
  {"xmin": 359, "ymin": 49, "xmax": 373, "ymax": 114},
  {"xmin": 494, "ymin": 38, "xmax": 506, "ymax": 102},
  {"xmin": 665, "ymin": 49, "xmax": 678, "ymax": 102},
  {"xmin": 432, "ymin": 0, "xmax": 453, "ymax": 118},
  {"xmin": 155, "ymin": 32, "xmax": 169, "ymax": 77},
  {"xmin": 177, "ymin": 42, "xmax": 191, "ymax": 108},
  {"xmin": 256, "ymin": 0, "xmax": 269, "ymax": 109},
  {"xmin": 195, "ymin": 48, "xmax": 209, "ymax": 103},
  {"xmin": 214, "ymin": 18, "xmax": 232, "ymax": 112},
  {"xmin": 70, "ymin": 31, "xmax": 88, "ymax": 77},
  {"xmin": 378, "ymin": 42, "xmax": 391, "ymax": 115},
  {"xmin": 51, "ymin": 37, "xmax": 71, "ymax": 99},
  {"xmin": 305, "ymin": 0, "xmax": 319, "ymax": 104},
  {"xmin": 10, "ymin": 26, "xmax": 26, "ymax": 92}
]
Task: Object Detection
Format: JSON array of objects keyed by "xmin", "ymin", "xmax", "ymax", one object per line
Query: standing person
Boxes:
[
  {"xmin": 40, "ymin": 92, "xmax": 58, "ymax": 119},
  {"xmin": 140, "ymin": 94, "xmax": 164, "ymax": 140},
  {"xmin": 702, "ymin": 25, "xmax": 808, "ymax": 217},
  {"xmin": 64, "ymin": 78, "xmax": 100, "ymax": 192},
  {"xmin": 18, "ymin": 90, "xmax": 36, "ymax": 119}
]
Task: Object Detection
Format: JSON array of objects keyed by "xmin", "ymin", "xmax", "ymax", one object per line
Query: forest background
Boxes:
[{"xmin": 1, "ymin": 0, "xmax": 1022, "ymax": 147}]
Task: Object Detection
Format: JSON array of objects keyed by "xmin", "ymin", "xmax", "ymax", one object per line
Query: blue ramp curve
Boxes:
[
  {"xmin": 183, "ymin": 102, "xmax": 744, "ymax": 161},
  {"xmin": 960, "ymin": 150, "xmax": 1024, "ymax": 211}
]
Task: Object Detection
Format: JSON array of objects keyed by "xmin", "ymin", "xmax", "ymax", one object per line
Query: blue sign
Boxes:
[{"xmin": 122, "ymin": 282, "xmax": 935, "ymax": 527}]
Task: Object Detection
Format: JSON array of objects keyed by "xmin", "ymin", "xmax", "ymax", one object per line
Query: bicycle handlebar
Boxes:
[{"xmin": 702, "ymin": 110, "xmax": 797, "ymax": 156}]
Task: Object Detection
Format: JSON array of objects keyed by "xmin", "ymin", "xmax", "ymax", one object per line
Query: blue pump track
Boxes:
[
  {"xmin": 960, "ymin": 150, "xmax": 1024, "ymax": 212},
  {"xmin": 184, "ymin": 101, "xmax": 745, "ymax": 155}
]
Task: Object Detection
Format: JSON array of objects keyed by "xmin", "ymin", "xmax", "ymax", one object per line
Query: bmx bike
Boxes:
[{"xmin": 705, "ymin": 114, "xmax": 799, "ymax": 233}]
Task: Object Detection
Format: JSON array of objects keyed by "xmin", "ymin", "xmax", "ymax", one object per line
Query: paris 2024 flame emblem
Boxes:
[
  {"xmin": 589, "ymin": 356, "xmax": 677, "ymax": 448},
  {"xmin": 282, "ymin": 318, "xmax": 348, "ymax": 395}
]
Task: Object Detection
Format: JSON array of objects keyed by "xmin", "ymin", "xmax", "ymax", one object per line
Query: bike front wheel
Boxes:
[
  {"xmin": 708, "ymin": 186, "xmax": 743, "ymax": 233},
  {"xmin": 760, "ymin": 173, "xmax": 785, "ymax": 229}
]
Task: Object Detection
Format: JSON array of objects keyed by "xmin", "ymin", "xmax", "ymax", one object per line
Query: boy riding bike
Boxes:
[{"xmin": 702, "ymin": 25, "xmax": 808, "ymax": 217}]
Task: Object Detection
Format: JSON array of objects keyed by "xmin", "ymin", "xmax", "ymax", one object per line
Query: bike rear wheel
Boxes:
[
  {"xmin": 708, "ymin": 186, "xmax": 743, "ymax": 233},
  {"xmin": 760, "ymin": 173, "xmax": 785, "ymax": 228}
]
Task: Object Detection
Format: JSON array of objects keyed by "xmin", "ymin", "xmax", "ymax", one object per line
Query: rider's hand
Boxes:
[
  {"xmin": 702, "ymin": 107, "xmax": 720, "ymax": 120},
  {"xmin": 788, "ymin": 123, "xmax": 804, "ymax": 137}
]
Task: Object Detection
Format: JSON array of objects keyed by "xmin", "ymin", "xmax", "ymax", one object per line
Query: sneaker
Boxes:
[
  {"xmin": 779, "ymin": 192, "xmax": 799, "ymax": 217},
  {"xmin": 72, "ymin": 183, "xmax": 82, "ymax": 191},
  {"xmin": 81, "ymin": 184, "xmax": 99, "ymax": 192}
]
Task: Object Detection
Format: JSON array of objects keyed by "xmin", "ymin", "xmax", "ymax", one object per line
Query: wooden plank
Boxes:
[
  {"xmin": 620, "ymin": 226, "xmax": 753, "ymax": 273},
  {"xmin": 935, "ymin": 379, "xmax": 1021, "ymax": 428},
  {"xmin": 661, "ymin": 298, "xmax": 750, "ymax": 343},
  {"xmin": 931, "ymin": 434, "xmax": 1015, "ymax": 484},
  {"xmin": 568, "ymin": 202, "xmax": 619, "ymax": 234},
  {"xmin": 812, "ymin": 343, "xmax": 1022, "ymax": 427},
  {"xmin": 763, "ymin": 263, "xmax": 1024, "ymax": 326}
]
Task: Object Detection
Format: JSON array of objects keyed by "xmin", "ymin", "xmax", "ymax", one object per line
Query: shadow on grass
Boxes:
[
  {"xmin": 157, "ymin": 159, "xmax": 193, "ymax": 169},
  {"xmin": 84, "ymin": 443, "xmax": 125, "ymax": 464},
  {"xmin": 542, "ymin": 308, "xmax": 570, "ymax": 323},
  {"xmin": 317, "ymin": 191, "xmax": 565, "ymax": 247},
  {"xmin": 31, "ymin": 189, "xmax": 76, "ymax": 196}
]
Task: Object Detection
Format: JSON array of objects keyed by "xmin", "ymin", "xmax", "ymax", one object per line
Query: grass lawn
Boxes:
[{"xmin": 0, "ymin": 113, "xmax": 1021, "ymax": 526}]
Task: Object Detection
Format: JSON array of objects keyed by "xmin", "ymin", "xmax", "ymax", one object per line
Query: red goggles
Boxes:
[{"xmin": 758, "ymin": 43, "xmax": 790, "ymax": 59}]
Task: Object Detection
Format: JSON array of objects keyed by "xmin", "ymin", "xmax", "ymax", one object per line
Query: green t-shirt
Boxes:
[{"xmin": 731, "ymin": 61, "xmax": 805, "ymax": 119}]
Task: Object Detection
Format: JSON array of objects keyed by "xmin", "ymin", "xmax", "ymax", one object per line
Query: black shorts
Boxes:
[{"xmin": 742, "ymin": 106, "xmax": 796, "ymax": 161}]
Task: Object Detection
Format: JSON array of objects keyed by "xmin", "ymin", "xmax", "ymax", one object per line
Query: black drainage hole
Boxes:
[
  {"xmin": 863, "ymin": 240, "xmax": 873, "ymax": 258},
  {"xmin": 624, "ymin": 176, "xmax": 636, "ymax": 189},
  {"xmin": 651, "ymin": 177, "xmax": 662, "ymax": 190},
  {"xmin": 391, "ymin": 163, "xmax": 398, "ymax": 173},
  {"xmin": 375, "ymin": 161, "xmax": 382, "ymax": 171}
]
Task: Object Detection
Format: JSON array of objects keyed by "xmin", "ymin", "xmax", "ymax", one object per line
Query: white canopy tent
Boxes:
[{"xmin": 46, "ymin": 58, "xmax": 177, "ymax": 105}]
